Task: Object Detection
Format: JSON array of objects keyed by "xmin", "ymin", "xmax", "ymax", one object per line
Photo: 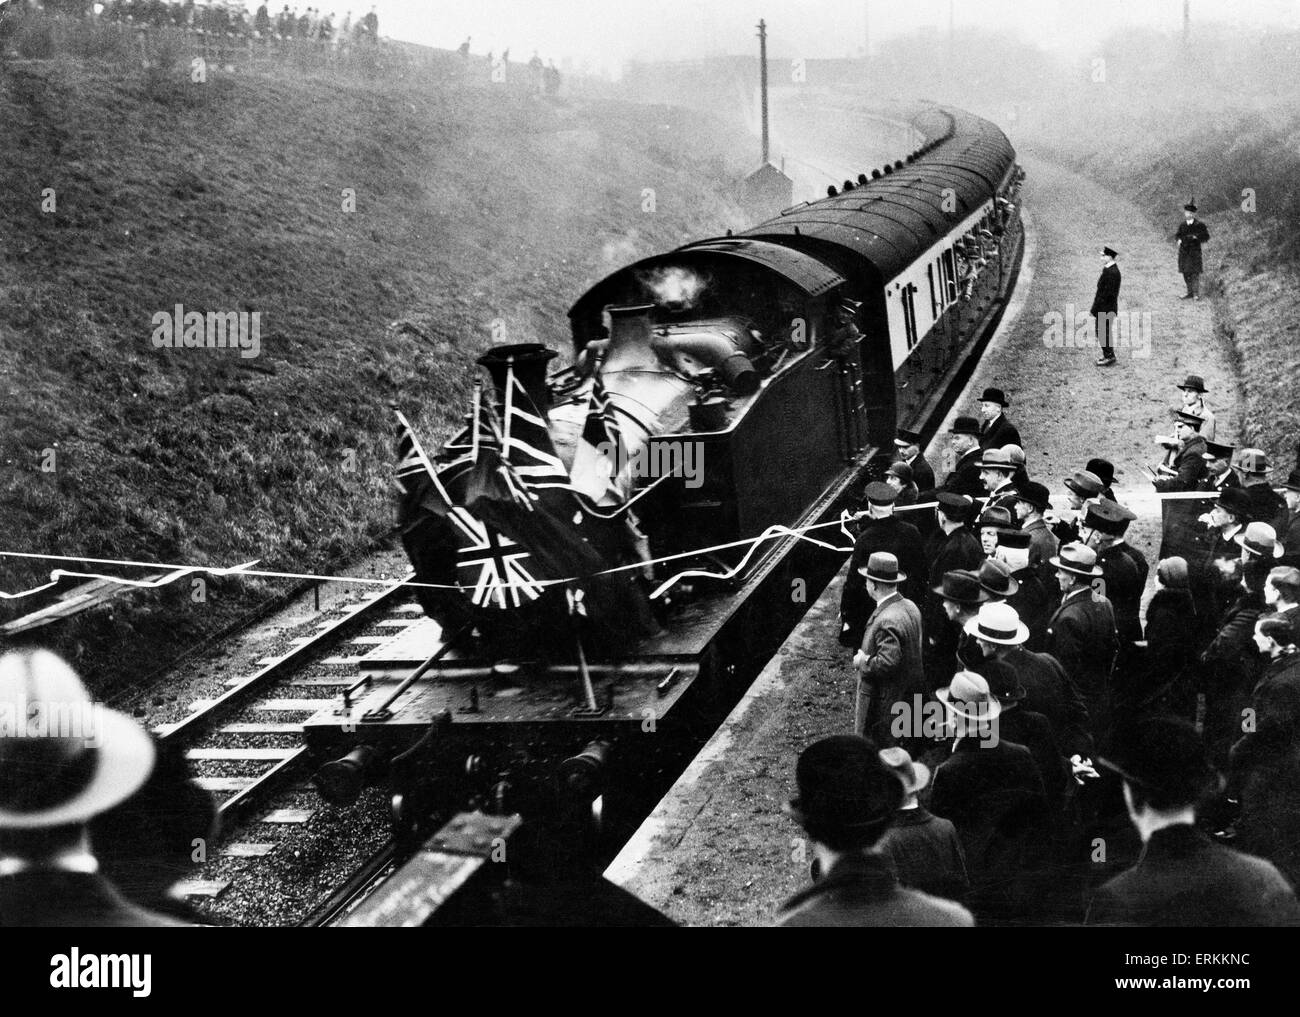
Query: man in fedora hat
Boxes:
[
  {"xmin": 893, "ymin": 428, "xmax": 935, "ymax": 496},
  {"xmin": 877, "ymin": 746, "xmax": 970, "ymax": 902},
  {"xmin": 1235, "ymin": 449, "xmax": 1288, "ymax": 535},
  {"xmin": 929, "ymin": 669, "xmax": 1048, "ymax": 922},
  {"xmin": 941, "ymin": 416, "xmax": 984, "ymax": 500},
  {"xmin": 840, "ymin": 482, "xmax": 926, "ymax": 649},
  {"xmin": 852, "ymin": 552, "xmax": 924, "ymax": 743},
  {"xmin": 1174, "ymin": 203, "xmax": 1210, "ymax": 300},
  {"xmin": 1091, "ymin": 246, "xmax": 1121, "ymax": 367},
  {"xmin": 775, "ymin": 735, "xmax": 974, "ymax": 926},
  {"xmin": 926, "ymin": 569, "xmax": 989, "ymax": 682},
  {"xmin": 0, "ymin": 649, "xmax": 189, "ymax": 927},
  {"xmin": 1049, "ymin": 470, "xmax": 1104, "ymax": 547},
  {"xmin": 1086, "ymin": 718, "xmax": 1299, "ymax": 926},
  {"xmin": 977, "ymin": 449, "xmax": 1020, "ymax": 523},
  {"xmin": 967, "ymin": 598, "xmax": 1094, "ymax": 761},
  {"xmin": 976, "ymin": 387, "xmax": 1020, "ymax": 451},
  {"xmin": 1194, "ymin": 485, "xmax": 1253, "ymax": 625},
  {"xmin": 1176, "ymin": 374, "xmax": 1216, "ymax": 441},
  {"xmin": 970, "ymin": 608, "xmax": 1070, "ymax": 813},
  {"xmin": 1003, "ymin": 444, "xmax": 1030, "ymax": 488},
  {"xmin": 1013, "ymin": 480, "xmax": 1058, "ymax": 567},
  {"xmin": 1046, "ymin": 543, "xmax": 1119, "ymax": 743},
  {"xmin": 1079, "ymin": 499, "xmax": 1148, "ymax": 654}
]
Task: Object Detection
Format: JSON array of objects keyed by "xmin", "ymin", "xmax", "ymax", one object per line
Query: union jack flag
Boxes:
[
  {"xmin": 447, "ymin": 505, "xmax": 543, "ymax": 609},
  {"xmin": 500, "ymin": 366, "xmax": 571, "ymax": 491},
  {"xmin": 571, "ymin": 371, "xmax": 627, "ymax": 505}
]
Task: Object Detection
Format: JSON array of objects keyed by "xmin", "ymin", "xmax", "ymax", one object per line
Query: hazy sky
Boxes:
[{"xmin": 369, "ymin": 0, "xmax": 1300, "ymax": 74}]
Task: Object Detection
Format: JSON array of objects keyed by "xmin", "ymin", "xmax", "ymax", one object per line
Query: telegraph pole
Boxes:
[{"xmin": 758, "ymin": 18, "xmax": 770, "ymax": 165}]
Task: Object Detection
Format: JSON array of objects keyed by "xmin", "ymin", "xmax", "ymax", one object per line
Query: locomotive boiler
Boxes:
[{"xmin": 303, "ymin": 102, "xmax": 1025, "ymax": 861}]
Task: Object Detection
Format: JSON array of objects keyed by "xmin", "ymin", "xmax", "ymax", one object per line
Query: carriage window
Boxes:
[{"xmin": 928, "ymin": 263, "xmax": 938, "ymax": 318}]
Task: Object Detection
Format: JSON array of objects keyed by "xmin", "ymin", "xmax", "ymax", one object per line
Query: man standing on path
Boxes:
[
  {"xmin": 1091, "ymin": 246, "xmax": 1121, "ymax": 367},
  {"xmin": 1175, "ymin": 202, "xmax": 1210, "ymax": 300}
]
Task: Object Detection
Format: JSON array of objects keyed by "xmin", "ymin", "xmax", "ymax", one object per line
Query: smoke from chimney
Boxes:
[{"xmin": 641, "ymin": 266, "xmax": 708, "ymax": 311}]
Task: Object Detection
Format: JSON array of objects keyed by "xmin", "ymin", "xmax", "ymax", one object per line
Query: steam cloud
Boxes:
[{"xmin": 642, "ymin": 266, "xmax": 708, "ymax": 309}]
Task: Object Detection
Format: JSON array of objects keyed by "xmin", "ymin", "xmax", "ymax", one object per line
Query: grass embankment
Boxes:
[{"xmin": 0, "ymin": 54, "xmax": 753, "ymax": 690}]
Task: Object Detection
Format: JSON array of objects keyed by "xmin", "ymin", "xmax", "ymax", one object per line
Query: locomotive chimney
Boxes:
[
  {"xmin": 604, "ymin": 304, "xmax": 657, "ymax": 367},
  {"xmin": 476, "ymin": 343, "xmax": 559, "ymax": 420}
]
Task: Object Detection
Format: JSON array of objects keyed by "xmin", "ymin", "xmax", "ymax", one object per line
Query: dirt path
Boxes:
[{"xmin": 603, "ymin": 154, "xmax": 1242, "ymax": 927}]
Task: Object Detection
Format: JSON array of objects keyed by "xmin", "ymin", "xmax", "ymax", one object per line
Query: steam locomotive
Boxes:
[{"xmin": 304, "ymin": 103, "xmax": 1025, "ymax": 861}]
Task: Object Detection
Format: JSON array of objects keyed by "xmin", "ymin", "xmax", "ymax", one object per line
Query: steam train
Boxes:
[{"xmin": 303, "ymin": 103, "xmax": 1025, "ymax": 868}]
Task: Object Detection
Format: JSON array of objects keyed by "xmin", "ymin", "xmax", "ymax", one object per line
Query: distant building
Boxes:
[{"xmin": 738, "ymin": 162, "xmax": 794, "ymax": 222}]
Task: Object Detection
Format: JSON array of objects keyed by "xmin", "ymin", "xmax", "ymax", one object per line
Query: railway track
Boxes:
[{"xmin": 153, "ymin": 574, "xmax": 423, "ymax": 914}]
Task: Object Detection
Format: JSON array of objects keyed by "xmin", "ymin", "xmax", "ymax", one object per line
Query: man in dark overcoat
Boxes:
[{"xmin": 1175, "ymin": 202, "xmax": 1210, "ymax": 299}]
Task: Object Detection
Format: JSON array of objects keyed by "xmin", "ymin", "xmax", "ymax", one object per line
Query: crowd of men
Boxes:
[{"xmin": 778, "ymin": 380, "xmax": 1300, "ymax": 926}]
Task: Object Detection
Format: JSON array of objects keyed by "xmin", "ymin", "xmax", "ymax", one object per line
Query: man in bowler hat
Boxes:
[
  {"xmin": 1091, "ymin": 246, "xmax": 1121, "ymax": 367},
  {"xmin": 942, "ymin": 416, "xmax": 984, "ymax": 500},
  {"xmin": 1086, "ymin": 717, "xmax": 1299, "ymax": 926},
  {"xmin": 976, "ymin": 387, "xmax": 1020, "ymax": 450},
  {"xmin": 1175, "ymin": 202, "xmax": 1210, "ymax": 299},
  {"xmin": 775, "ymin": 735, "xmax": 973, "ymax": 926}
]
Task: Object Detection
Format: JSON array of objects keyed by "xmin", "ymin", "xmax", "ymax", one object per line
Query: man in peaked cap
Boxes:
[
  {"xmin": 852, "ymin": 552, "xmax": 924, "ymax": 744},
  {"xmin": 977, "ymin": 447, "xmax": 1020, "ymax": 523},
  {"xmin": 840, "ymin": 482, "xmax": 926, "ymax": 649},
  {"xmin": 1235, "ymin": 449, "xmax": 1288, "ymax": 535},
  {"xmin": 775, "ymin": 735, "xmax": 973, "ymax": 926},
  {"xmin": 1079, "ymin": 499, "xmax": 1149, "ymax": 654},
  {"xmin": 1199, "ymin": 440, "xmax": 1239, "ymax": 493},
  {"xmin": 942, "ymin": 415, "xmax": 985, "ymax": 500},
  {"xmin": 1174, "ymin": 202, "xmax": 1211, "ymax": 300},
  {"xmin": 1013, "ymin": 480, "xmax": 1058, "ymax": 568},
  {"xmin": 976, "ymin": 387, "xmax": 1021, "ymax": 451},
  {"xmin": 1091, "ymin": 246, "xmax": 1121, "ymax": 367},
  {"xmin": 1046, "ymin": 543, "xmax": 1119, "ymax": 744},
  {"xmin": 0, "ymin": 649, "xmax": 189, "ymax": 927},
  {"xmin": 1151, "ymin": 409, "xmax": 1209, "ymax": 492},
  {"xmin": 893, "ymin": 427, "xmax": 935, "ymax": 495},
  {"xmin": 1086, "ymin": 718, "xmax": 1300, "ymax": 926},
  {"xmin": 1177, "ymin": 373, "xmax": 1216, "ymax": 441}
]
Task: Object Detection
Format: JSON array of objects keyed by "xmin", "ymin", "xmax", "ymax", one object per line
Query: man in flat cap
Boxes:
[
  {"xmin": 0, "ymin": 649, "xmax": 190, "ymax": 927},
  {"xmin": 775, "ymin": 735, "xmax": 973, "ymax": 926},
  {"xmin": 941, "ymin": 416, "xmax": 984, "ymax": 500},
  {"xmin": 1174, "ymin": 203, "xmax": 1210, "ymax": 300},
  {"xmin": 893, "ymin": 428, "xmax": 935, "ymax": 496},
  {"xmin": 840, "ymin": 482, "xmax": 926, "ymax": 648},
  {"xmin": 1086, "ymin": 718, "xmax": 1298, "ymax": 926},
  {"xmin": 976, "ymin": 387, "xmax": 1020, "ymax": 451},
  {"xmin": 852, "ymin": 552, "xmax": 924, "ymax": 744},
  {"xmin": 1177, "ymin": 374, "xmax": 1216, "ymax": 441},
  {"xmin": 1046, "ymin": 543, "xmax": 1119, "ymax": 743},
  {"xmin": 1091, "ymin": 246, "xmax": 1121, "ymax": 367}
]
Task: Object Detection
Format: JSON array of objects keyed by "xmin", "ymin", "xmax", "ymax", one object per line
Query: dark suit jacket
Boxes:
[
  {"xmin": 1244, "ymin": 482, "xmax": 1289, "ymax": 533},
  {"xmin": 907, "ymin": 452, "xmax": 936, "ymax": 496},
  {"xmin": 923, "ymin": 526, "xmax": 983, "ymax": 653},
  {"xmin": 997, "ymin": 705, "xmax": 1068, "ymax": 810},
  {"xmin": 982, "ymin": 646, "xmax": 1093, "ymax": 758},
  {"xmin": 859, "ymin": 593, "xmax": 925, "ymax": 708},
  {"xmin": 0, "ymin": 871, "xmax": 190, "ymax": 928},
  {"xmin": 978, "ymin": 413, "xmax": 1021, "ymax": 451},
  {"xmin": 1046, "ymin": 588, "xmax": 1118, "ymax": 723},
  {"xmin": 1090, "ymin": 262, "xmax": 1121, "ymax": 315},
  {"xmin": 1085, "ymin": 824, "xmax": 1300, "ymax": 927},
  {"xmin": 1097, "ymin": 541, "xmax": 1148, "ymax": 646},
  {"xmin": 1232, "ymin": 650, "xmax": 1300, "ymax": 777},
  {"xmin": 1152, "ymin": 435, "xmax": 1208, "ymax": 492},
  {"xmin": 1022, "ymin": 518, "xmax": 1058, "ymax": 568},
  {"xmin": 1008, "ymin": 564, "xmax": 1054, "ymax": 651},
  {"xmin": 841, "ymin": 516, "xmax": 926, "ymax": 646},
  {"xmin": 1175, "ymin": 218, "xmax": 1210, "ymax": 275},
  {"xmin": 942, "ymin": 447, "xmax": 985, "ymax": 500},
  {"xmin": 879, "ymin": 807, "xmax": 970, "ymax": 902},
  {"xmin": 775, "ymin": 851, "xmax": 974, "ymax": 927},
  {"xmin": 929, "ymin": 737, "xmax": 1048, "ymax": 908}
]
